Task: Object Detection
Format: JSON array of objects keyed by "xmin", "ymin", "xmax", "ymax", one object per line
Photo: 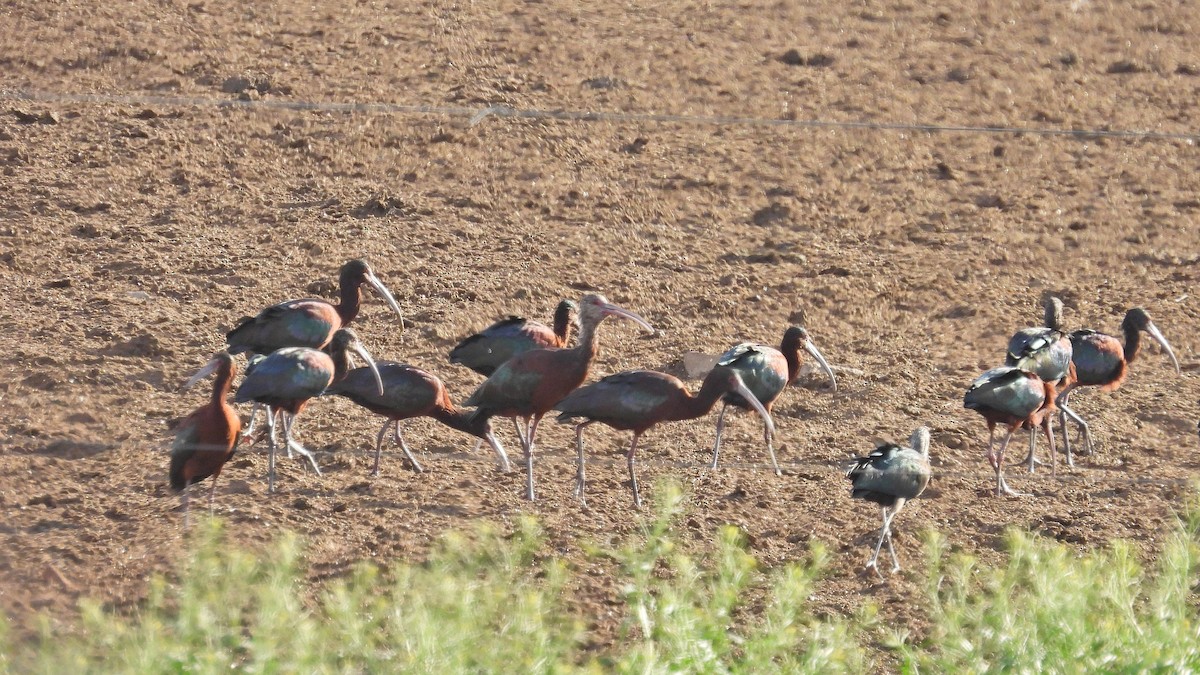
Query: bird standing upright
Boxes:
[
  {"xmin": 326, "ymin": 362, "xmax": 512, "ymax": 475},
  {"xmin": 170, "ymin": 352, "xmax": 242, "ymax": 527},
  {"xmin": 709, "ymin": 326, "xmax": 836, "ymax": 475},
  {"xmin": 1057, "ymin": 307, "xmax": 1180, "ymax": 455},
  {"xmin": 1005, "ymin": 296, "xmax": 1082, "ymax": 469},
  {"xmin": 464, "ymin": 294, "xmax": 654, "ymax": 501},
  {"xmin": 555, "ymin": 367, "xmax": 775, "ymax": 508},
  {"xmin": 846, "ymin": 426, "xmax": 931, "ymax": 574},
  {"xmin": 964, "ymin": 366, "xmax": 1057, "ymax": 497},
  {"xmin": 235, "ymin": 328, "xmax": 383, "ymax": 492}
]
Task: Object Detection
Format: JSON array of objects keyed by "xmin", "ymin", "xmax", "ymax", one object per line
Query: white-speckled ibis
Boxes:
[
  {"xmin": 1004, "ymin": 296, "xmax": 1083, "ymax": 470},
  {"xmin": 171, "ymin": 352, "xmax": 242, "ymax": 527},
  {"xmin": 234, "ymin": 328, "xmax": 383, "ymax": 492},
  {"xmin": 326, "ymin": 362, "xmax": 512, "ymax": 476},
  {"xmin": 964, "ymin": 366, "xmax": 1057, "ymax": 497},
  {"xmin": 710, "ymin": 326, "xmax": 835, "ymax": 475},
  {"xmin": 450, "ymin": 299, "xmax": 579, "ymax": 376},
  {"xmin": 846, "ymin": 426, "xmax": 931, "ymax": 574},
  {"xmin": 463, "ymin": 294, "xmax": 654, "ymax": 501},
  {"xmin": 554, "ymin": 367, "xmax": 774, "ymax": 508},
  {"xmin": 1057, "ymin": 307, "xmax": 1180, "ymax": 456}
]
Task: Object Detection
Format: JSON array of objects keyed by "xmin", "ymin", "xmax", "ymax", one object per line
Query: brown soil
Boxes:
[{"xmin": 1, "ymin": 0, "xmax": 1198, "ymax": 662}]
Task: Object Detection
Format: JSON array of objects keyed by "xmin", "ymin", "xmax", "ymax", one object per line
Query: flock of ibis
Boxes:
[{"xmin": 169, "ymin": 259, "xmax": 1184, "ymax": 574}]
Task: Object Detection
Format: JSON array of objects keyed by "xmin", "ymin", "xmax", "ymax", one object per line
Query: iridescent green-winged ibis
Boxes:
[
  {"xmin": 1004, "ymin": 296, "xmax": 1084, "ymax": 470},
  {"xmin": 709, "ymin": 327, "xmax": 835, "ymax": 475},
  {"xmin": 964, "ymin": 367, "xmax": 1057, "ymax": 497},
  {"xmin": 463, "ymin": 294, "xmax": 654, "ymax": 501},
  {"xmin": 171, "ymin": 352, "xmax": 242, "ymax": 527},
  {"xmin": 555, "ymin": 367, "xmax": 775, "ymax": 508},
  {"xmin": 846, "ymin": 426, "xmax": 931, "ymax": 575},
  {"xmin": 450, "ymin": 300, "xmax": 579, "ymax": 376},
  {"xmin": 234, "ymin": 328, "xmax": 383, "ymax": 493},
  {"xmin": 325, "ymin": 363, "xmax": 512, "ymax": 476},
  {"xmin": 1057, "ymin": 307, "xmax": 1180, "ymax": 456},
  {"xmin": 227, "ymin": 259, "xmax": 402, "ymax": 442}
]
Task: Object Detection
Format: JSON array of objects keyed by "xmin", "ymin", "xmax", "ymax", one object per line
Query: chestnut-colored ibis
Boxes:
[
  {"xmin": 449, "ymin": 299, "xmax": 579, "ymax": 376},
  {"xmin": 555, "ymin": 367, "xmax": 775, "ymax": 508},
  {"xmin": 463, "ymin": 294, "xmax": 654, "ymax": 501},
  {"xmin": 964, "ymin": 366, "xmax": 1057, "ymax": 497},
  {"xmin": 846, "ymin": 426, "xmax": 931, "ymax": 575},
  {"xmin": 234, "ymin": 328, "xmax": 383, "ymax": 492},
  {"xmin": 326, "ymin": 362, "xmax": 512, "ymax": 475},
  {"xmin": 710, "ymin": 326, "xmax": 835, "ymax": 475},
  {"xmin": 170, "ymin": 352, "xmax": 242, "ymax": 526},
  {"xmin": 1057, "ymin": 307, "xmax": 1180, "ymax": 455}
]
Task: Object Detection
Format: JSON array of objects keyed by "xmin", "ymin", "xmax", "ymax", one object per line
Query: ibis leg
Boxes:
[
  {"xmin": 1042, "ymin": 416, "xmax": 1058, "ymax": 480},
  {"xmin": 995, "ymin": 429, "xmax": 1028, "ymax": 497},
  {"xmin": 372, "ymin": 418, "xmax": 390, "ymax": 476},
  {"xmin": 266, "ymin": 409, "xmax": 278, "ymax": 494},
  {"xmin": 181, "ymin": 484, "xmax": 191, "ymax": 529},
  {"xmin": 573, "ymin": 422, "xmax": 593, "ymax": 504},
  {"xmin": 208, "ymin": 473, "xmax": 220, "ymax": 515},
  {"xmin": 1058, "ymin": 402, "xmax": 1088, "ymax": 462},
  {"xmin": 628, "ymin": 432, "xmax": 642, "ymax": 509},
  {"xmin": 883, "ymin": 499, "xmax": 906, "ymax": 573},
  {"xmin": 470, "ymin": 437, "xmax": 484, "ymax": 454},
  {"xmin": 709, "ymin": 403, "xmax": 729, "ymax": 470},
  {"xmin": 393, "ymin": 422, "xmax": 424, "ymax": 473},
  {"xmin": 484, "ymin": 432, "xmax": 512, "ymax": 473},
  {"xmin": 513, "ymin": 417, "xmax": 529, "ymax": 448},
  {"xmin": 866, "ymin": 506, "xmax": 890, "ymax": 575},
  {"xmin": 764, "ymin": 419, "xmax": 781, "ymax": 476},
  {"xmin": 523, "ymin": 415, "xmax": 541, "ymax": 501},
  {"xmin": 240, "ymin": 403, "xmax": 263, "ymax": 445},
  {"xmin": 281, "ymin": 413, "xmax": 322, "ymax": 476}
]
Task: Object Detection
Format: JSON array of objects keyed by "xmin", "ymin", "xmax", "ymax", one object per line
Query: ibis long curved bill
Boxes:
[
  {"xmin": 183, "ymin": 356, "xmax": 222, "ymax": 391},
  {"xmin": 365, "ymin": 268, "xmax": 404, "ymax": 329},
  {"xmin": 803, "ymin": 338, "xmax": 837, "ymax": 392},
  {"xmin": 347, "ymin": 340, "xmax": 385, "ymax": 397},
  {"xmin": 1144, "ymin": 321, "xmax": 1181, "ymax": 375},
  {"xmin": 730, "ymin": 373, "xmax": 775, "ymax": 439},
  {"xmin": 596, "ymin": 300, "xmax": 655, "ymax": 333}
]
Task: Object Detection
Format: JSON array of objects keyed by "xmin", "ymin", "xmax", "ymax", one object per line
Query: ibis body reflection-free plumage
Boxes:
[
  {"xmin": 964, "ymin": 366, "xmax": 1057, "ymax": 497},
  {"xmin": 464, "ymin": 294, "xmax": 654, "ymax": 501},
  {"xmin": 710, "ymin": 327, "xmax": 836, "ymax": 475},
  {"xmin": 170, "ymin": 352, "xmax": 242, "ymax": 526},
  {"xmin": 326, "ymin": 362, "xmax": 512, "ymax": 475},
  {"xmin": 555, "ymin": 367, "xmax": 775, "ymax": 508},
  {"xmin": 846, "ymin": 426, "xmax": 931, "ymax": 574},
  {"xmin": 234, "ymin": 328, "xmax": 383, "ymax": 492},
  {"xmin": 1057, "ymin": 307, "xmax": 1180, "ymax": 455},
  {"xmin": 449, "ymin": 300, "xmax": 579, "ymax": 376}
]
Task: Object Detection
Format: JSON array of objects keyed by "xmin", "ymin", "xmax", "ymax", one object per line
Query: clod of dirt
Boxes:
[
  {"xmin": 582, "ymin": 76, "xmax": 623, "ymax": 89},
  {"xmin": 1177, "ymin": 64, "xmax": 1199, "ymax": 76},
  {"xmin": 1106, "ymin": 59, "xmax": 1146, "ymax": 74},
  {"xmin": 103, "ymin": 332, "xmax": 172, "ymax": 358},
  {"xmin": 11, "ymin": 109, "xmax": 59, "ymax": 125},
  {"xmin": 353, "ymin": 195, "xmax": 411, "ymax": 218},
  {"xmin": 778, "ymin": 49, "xmax": 835, "ymax": 67},
  {"xmin": 292, "ymin": 498, "xmax": 313, "ymax": 510},
  {"xmin": 751, "ymin": 203, "xmax": 791, "ymax": 227},
  {"xmin": 935, "ymin": 162, "xmax": 956, "ymax": 180},
  {"xmin": 27, "ymin": 495, "xmax": 57, "ymax": 508},
  {"xmin": 46, "ymin": 279, "xmax": 72, "ymax": 289},
  {"xmin": 621, "ymin": 137, "xmax": 649, "ymax": 154}
]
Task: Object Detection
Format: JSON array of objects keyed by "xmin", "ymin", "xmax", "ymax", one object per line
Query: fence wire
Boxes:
[{"xmin": 3, "ymin": 88, "xmax": 1198, "ymax": 142}]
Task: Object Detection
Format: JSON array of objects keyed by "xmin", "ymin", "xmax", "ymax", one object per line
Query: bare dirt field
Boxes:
[{"xmin": 1, "ymin": 0, "xmax": 1198, "ymax": 658}]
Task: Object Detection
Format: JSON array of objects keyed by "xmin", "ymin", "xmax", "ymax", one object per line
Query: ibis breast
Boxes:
[{"xmin": 1068, "ymin": 330, "xmax": 1126, "ymax": 387}]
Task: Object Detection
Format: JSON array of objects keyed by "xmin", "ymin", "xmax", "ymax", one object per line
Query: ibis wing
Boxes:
[
  {"xmin": 554, "ymin": 371, "xmax": 678, "ymax": 428},
  {"xmin": 234, "ymin": 348, "xmax": 333, "ymax": 403}
]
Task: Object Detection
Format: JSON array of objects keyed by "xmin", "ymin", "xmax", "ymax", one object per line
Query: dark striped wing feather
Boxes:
[
  {"xmin": 846, "ymin": 444, "xmax": 931, "ymax": 507},
  {"xmin": 554, "ymin": 370, "xmax": 682, "ymax": 431}
]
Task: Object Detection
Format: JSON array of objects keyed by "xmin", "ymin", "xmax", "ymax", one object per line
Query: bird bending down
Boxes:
[
  {"xmin": 964, "ymin": 367, "xmax": 1057, "ymax": 497},
  {"xmin": 325, "ymin": 362, "xmax": 512, "ymax": 475},
  {"xmin": 1004, "ymin": 296, "xmax": 1082, "ymax": 470},
  {"xmin": 710, "ymin": 326, "xmax": 836, "ymax": 475},
  {"xmin": 171, "ymin": 352, "xmax": 242, "ymax": 527},
  {"xmin": 227, "ymin": 259, "xmax": 402, "ymax": 444},
  {"xmin": 234, "ymin": 328, "xmax": 383, "ymax": 493},
  {"xmin": 1057, "ymin": 307, "xmax": 1180, "ymax": 456},
  {"xmin": 555, "ymin": 367, "xmax": 774, "ymax": 508},
  {"xmin": 846, "ymin": 426, "xmax": 931, "ymax": 575},
  {"xmin": 464, "ymin": 294, "xmax": 655, "ymax": 501}
]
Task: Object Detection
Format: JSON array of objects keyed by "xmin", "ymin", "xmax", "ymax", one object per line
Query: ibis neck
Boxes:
[
  {"xmin": 780, "ymin": 335, "xmax": 802, "ymax": 382},
  {"xmin": 1123, "ymin": 324, "xmax": 1142, "ymax": 364},
  {"xmin": 336, "ymin": 277, "xmax": 362, "ymax": 324},
  {"xmin": 553, "ymin": 306, "xmax": 574, "ymax": 346},
  {"xmin": 573, "ymin": 317, "xmax": 603, "ymax": 361},
  {"xmin": 678, "ymin": 375, "xmax": 731, "ymax": 420},
  {"xmin": 431, "ymin": 406, "xmax": 487, "ymax": 438},
  {"xmin": 331, "ymin": 349, "xmax": 352, "ymax": 383},
  {"xmin": 212, "ymin": 359, "xmax": 236, "ymax": 406}
]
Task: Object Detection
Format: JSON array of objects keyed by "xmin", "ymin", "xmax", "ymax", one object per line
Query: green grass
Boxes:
[{"xmin": 4, "ymin": 483, "xmax": 1200, "ymax": 673}]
